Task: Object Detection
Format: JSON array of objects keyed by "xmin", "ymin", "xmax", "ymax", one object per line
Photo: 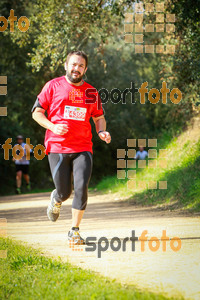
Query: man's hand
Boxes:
[
  {"xmin": 98, "ymin": 131, "xmax": 111, "ymax": 144},
  {"xmin": 50, "ymin": 124, "xmax": 69, "ymax": 135}
]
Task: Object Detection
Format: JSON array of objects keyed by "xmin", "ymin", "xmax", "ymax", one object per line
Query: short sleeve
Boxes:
[
  {"xmin": 91, "ymin": 92, "xmax": 104, "ymax": 118},
  {"xmin": 31, "ymin": 97, "xmax": 43, "ymax": 113},
  {"xmin": 37, "ymin": 80, "xmax": 53, "ymax": 111}
]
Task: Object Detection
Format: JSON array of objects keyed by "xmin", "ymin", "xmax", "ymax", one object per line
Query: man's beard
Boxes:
[{"xmin": 66, "ymin": 70, "xmax": 84, "ymax": 83}]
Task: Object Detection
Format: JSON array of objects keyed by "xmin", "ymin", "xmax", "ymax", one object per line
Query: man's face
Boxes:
[
  {"xmin": 17, "ymin": 138, "xmax": 23, "ymax": 145},
  {"xmin": 65, "ymin": 55, "xmax": 87, "ymax": 83},
  {"xmin": 139, "ymin": 147, "xmax": 144, "ymax": 152}
]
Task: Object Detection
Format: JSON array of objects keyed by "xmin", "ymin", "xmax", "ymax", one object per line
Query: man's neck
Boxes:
[{"xmin": 65, "ymin": 75, "xmax": 84, "ymax": 86}]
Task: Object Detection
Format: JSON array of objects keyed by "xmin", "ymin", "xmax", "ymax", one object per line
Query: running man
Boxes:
[
  {"xmin": 32, "ymin": 50, "xmax": 111, "ymax": 244},
  {"xmin": 13, "ymin": 135, "xmax": 31, "ymax": 194}
]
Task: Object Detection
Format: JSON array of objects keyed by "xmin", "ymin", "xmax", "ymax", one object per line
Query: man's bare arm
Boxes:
[
  {"xmin": 32, "ymin": 107, "xmax": 68, "ymax": 135},
  {"xmin": 92, "ymin": 115, "xmax": 106, "ymax": 133},
  {"xmin": 93, "ymin": 116, "xmax": 111, "ymax": 144}
]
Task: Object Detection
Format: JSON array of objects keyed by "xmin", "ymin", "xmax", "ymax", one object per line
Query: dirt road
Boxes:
[{"xmin": 0, "ymin": 191, "xmax": 200, "ymax": 299}]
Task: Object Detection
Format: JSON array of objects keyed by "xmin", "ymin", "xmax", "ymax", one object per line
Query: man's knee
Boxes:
[
  {"xmin": 56, "ymin": 190, "xmax": 72, "ymax": 202},
  {"xmin": 75, "ymin": 181, "xmax": 88, "ymax": 194},
  {"xmin": 16, "ymin": 171, "xmax": 22, "ymax": 179}
]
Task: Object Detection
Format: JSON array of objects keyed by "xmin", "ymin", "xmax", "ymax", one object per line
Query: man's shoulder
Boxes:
[
  {"xmin": 45, "ymin": 76, "xmax": 65, "ymax": 89},
  {"xmin": 83, "ymin": 81, "xmax": 97, "ymax": 91}
]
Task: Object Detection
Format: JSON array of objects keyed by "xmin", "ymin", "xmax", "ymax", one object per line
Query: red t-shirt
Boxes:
[{"xmin": 37, "ymin": 76, "xmax": 104, "ymax": 154}]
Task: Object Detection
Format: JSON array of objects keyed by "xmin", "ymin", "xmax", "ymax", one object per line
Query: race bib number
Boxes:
[{"xmin": 64, "ymin": 106, "xmax": 87, "ymax": 121}]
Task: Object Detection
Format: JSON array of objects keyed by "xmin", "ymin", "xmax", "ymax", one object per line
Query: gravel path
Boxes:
[{"xmin": 0, "ymin": 191, "xmax": 200, "ymax": 300}]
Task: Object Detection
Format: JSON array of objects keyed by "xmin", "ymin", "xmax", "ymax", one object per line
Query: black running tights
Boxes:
[{"xmin": 48, "ymin": 152, "xmax": 93, "ymax": 210}]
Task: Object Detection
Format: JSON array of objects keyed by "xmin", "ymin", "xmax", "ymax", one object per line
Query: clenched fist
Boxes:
[
  {"xmin": 50, "ymin": 124, "xmax": 69, "ymax": 135},
  {"xmin": 98, "ymin": 131, "xmax": 111, "ymax": 144}
]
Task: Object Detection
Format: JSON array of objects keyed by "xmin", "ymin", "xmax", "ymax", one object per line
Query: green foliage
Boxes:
[
  {"xmin": 162, "ymin": 0, "xmax": 199, "ymax": 105},
  {"xmin": 0, "ymin": 238, "xmax": 170, "ymax": 300},
  {"xmin": 10, "ymin": 0, "xmax": 132, "ymax": 72},
  {"xmin": 0, "ymin": 0, "xmax": 199, "ymax": 195},
  {"xmin": 94, "ymin": 125, "xmax": 200, "ymax": 212}
]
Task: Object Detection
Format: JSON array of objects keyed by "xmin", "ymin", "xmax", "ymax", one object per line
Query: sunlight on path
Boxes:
[{"xmin": 0, "ymin": 192, "xmax": 200, "ymax": 299}]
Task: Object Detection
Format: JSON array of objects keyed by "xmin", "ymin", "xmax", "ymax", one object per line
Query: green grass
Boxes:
[
  {"xmin": 94, "ymin": 127, "xmax": 200, "ymax": 212},
  {"xmin": 0, "ymin": 238, "xmax": 173, "ymax": 300}
]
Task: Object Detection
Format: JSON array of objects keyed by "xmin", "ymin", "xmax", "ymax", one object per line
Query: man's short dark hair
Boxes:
[{"xmin": 66, "ymin": 50, "xmax": 88, "ymax": 68}]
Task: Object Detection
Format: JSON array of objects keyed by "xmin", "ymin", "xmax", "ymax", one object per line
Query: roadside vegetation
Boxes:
[
  {"xmin": 95, "ymin": 117, "xmax": 200, "ymax": 212},
  {"xmin": 0, "ymin": 238, "xmax": 173, "ymax": 300}
]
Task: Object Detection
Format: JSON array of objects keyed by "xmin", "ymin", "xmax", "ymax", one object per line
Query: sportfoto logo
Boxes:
[
  {"xmin": 0, "ymin": 9, "xmax": 30, "ymax": 32},
  {"xmin": 1, "ymin": 138, "xmax": 46, "ymax": 160},
  {"xmin": 124, "ymin": 2, "xmax": 176, "ymax": 54},
  {"xmin": 0, "ymin": 75, "xmax": 7, "ymax": 116},
  {"xmin": 117, "ymin": 138, "xmax": 168, "ymax": 190},
  {"xmin": 69, "ymin": 230, "xmax": 181, "ymax": 258},
  {"xmin": 85, "ymin": 81, "xmax": 182, "ymax": 109}
]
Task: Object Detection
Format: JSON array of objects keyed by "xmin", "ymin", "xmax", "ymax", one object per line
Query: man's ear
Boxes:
[
  {"xmin": 64, "ymin": 62, "xmax": 67, "ymax": 71},
  {"xmin": 84, "ymin": 67, "xmax": 88, "ymax": 74}
]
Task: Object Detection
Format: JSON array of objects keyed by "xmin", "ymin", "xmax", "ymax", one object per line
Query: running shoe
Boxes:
[
  {"xmin": 26, "ymin": 183, "xmax": 31, "ymax": 191},
  {"xmin": 47, "ymin": 189, "xmax": 62, "ymax": 222},
  {"xmin": 68, "ymin": 228, "xmax": 85, "ymax": 245},
  {"xmin": 16, "ymin": 187, "xmax": 21, "ymax": 194}
]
